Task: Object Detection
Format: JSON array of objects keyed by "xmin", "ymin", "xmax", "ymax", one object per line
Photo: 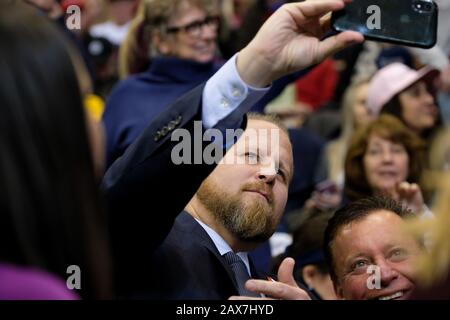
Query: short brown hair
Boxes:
[
  {"xmin": 247, "ymin": 112, "xmax": 288, "ymax": 135},
  {"xmin": 344, "ymin": 114, "xmax": 426, "ymax": 201},
  {"xmin": 324, "ymin": 196, "xmax": 415, "ymax": 283}
]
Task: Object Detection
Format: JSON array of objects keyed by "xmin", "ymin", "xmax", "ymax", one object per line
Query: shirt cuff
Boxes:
[{"xmin": 201, "ymin": 54, "xmax": 271, "ymax": 129}]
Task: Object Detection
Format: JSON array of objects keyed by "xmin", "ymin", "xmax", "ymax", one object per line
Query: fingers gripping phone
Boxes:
[{"xmin": 332, "ymin": 0, "xmax": 438, "ymax": 48}]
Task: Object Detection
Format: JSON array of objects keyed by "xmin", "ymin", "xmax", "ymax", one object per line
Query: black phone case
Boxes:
[{"xmin": 331, "ymin": 0, "xmax": 438, "ymax": 48}]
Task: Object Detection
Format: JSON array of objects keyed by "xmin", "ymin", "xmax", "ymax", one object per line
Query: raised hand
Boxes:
[
  {"xmin": 237, "ymin": 0, "xmax": 364, "ymax": 87},
  {"xmin": 382, "ymin": 182, "xmax": 425, "ymax": 215},
  {"xmin": 229, "ymin": 258, "xmax": 311, "ymax": 300}
]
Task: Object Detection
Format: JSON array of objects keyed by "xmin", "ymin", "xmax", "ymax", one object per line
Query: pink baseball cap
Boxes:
[{"xmin": 366, "ymin": 63, "xmax": 439, "ymax": 116}]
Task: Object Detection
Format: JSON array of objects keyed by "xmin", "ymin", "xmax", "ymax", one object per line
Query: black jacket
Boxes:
[{"xmin": 102, "ymin": 84, "xmax": 249, "ymax": 297}]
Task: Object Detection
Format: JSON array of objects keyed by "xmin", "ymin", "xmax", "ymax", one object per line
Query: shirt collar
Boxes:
[{"xmin": 194, "ymin": 218, "xmax": 251, "ymax": 275}]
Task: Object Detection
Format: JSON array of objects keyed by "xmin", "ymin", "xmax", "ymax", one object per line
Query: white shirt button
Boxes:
[
  {"xmin": 232, "ymin": 86, "xmax": 242, "ymax": 98},
  {"xmin": 220, "ymin": 98, "xmax": 230, "ymax": 108}
]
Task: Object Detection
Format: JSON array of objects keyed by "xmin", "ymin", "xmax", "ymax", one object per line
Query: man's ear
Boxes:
[{"xmin": 301, "ymin": 265, "xmax": 317, "ymax": 289}]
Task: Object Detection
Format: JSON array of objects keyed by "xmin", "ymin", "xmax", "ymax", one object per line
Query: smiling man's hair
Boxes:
[{"xmin": 323, "ymin": 196, "xmax": 415, "ymax": 283}]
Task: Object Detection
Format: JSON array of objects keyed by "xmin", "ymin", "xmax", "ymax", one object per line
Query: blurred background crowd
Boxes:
[{"xmin": 1, "ymin": 0, "xmax": 450, "ymax": 300}]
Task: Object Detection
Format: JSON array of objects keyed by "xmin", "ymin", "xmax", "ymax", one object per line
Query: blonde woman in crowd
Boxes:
[
  {"xmin": 305, "ymin": 79, "xmax": 372, "ymax": 211},
  {"xmin": 324, "ymin": 79, "xmax": 372, "ymax": 186},
  {"xmin": 103, "ymin": 0, "xmax": 221, "ymax": 166}
]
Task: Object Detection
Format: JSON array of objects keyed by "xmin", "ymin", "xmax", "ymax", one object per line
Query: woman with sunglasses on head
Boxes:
[{"xmin": 103, "ymin": 0, "xmax": 222, "ymax": 167}]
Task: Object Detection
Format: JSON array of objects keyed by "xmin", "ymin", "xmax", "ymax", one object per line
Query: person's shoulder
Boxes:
[
  {"xmin": 104, "ymin": 74, "xmax": 150, "ymax": 109},
  {"xmin": 109, "ymin": 73, "xmax": 148, "ymax": 95},
  {"xmin": 0, "ymin": 263, "xmax": 79, "ymax": 300},
  {"xmin": 289, "ymin": 127, "xmax": 325, "ymax": 149}
]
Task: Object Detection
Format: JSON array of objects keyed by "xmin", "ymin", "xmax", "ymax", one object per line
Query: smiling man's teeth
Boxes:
[{"xmin": 378, "ymin": 291, "xmax": 403, "ymax": 300}]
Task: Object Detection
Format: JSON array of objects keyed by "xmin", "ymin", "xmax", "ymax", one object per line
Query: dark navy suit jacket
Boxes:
[
  {"xmin": 102, "ymin": 84, "xmax": 250, "ymax": 297},
  {"xmin": 141, "ymin": 211, "xmax": 264, "ymax": 299},
  {"xmin": 103, "ymin": 57, "xmax": 220, "ymax": 167}
]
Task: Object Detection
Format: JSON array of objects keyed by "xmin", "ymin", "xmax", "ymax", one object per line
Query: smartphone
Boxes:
[{"xmin": 331, "ymin": 0, "xmax": 438, "ymax": 48}]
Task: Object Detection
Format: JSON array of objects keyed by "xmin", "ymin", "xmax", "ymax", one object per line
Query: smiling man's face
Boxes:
[{"xmin": 331, "ymin": 210, "xmax": 421, "ymax": 300}]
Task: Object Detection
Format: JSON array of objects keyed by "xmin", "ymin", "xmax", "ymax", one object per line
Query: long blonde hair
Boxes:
[
  {"xmin": 410, "ymin": 128, "xmax": 450, "ymax": 286},
  {"xmin": 119, "ymin": 0, "xmax": 218, "ymax": 78},
  {"xmin": 326, "ymin": 79, "xmax": 370, "ymax": 183}
]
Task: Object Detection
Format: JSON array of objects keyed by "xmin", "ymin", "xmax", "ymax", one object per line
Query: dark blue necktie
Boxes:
[{"xmin": 223, "ymin": 251, "xmax": 260, "ymax": 297}]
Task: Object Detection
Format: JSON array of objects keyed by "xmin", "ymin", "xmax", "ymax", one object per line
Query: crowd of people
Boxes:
[{"xmin": 1, "ymin": 0, "xmax": 450, "ymax": 300}]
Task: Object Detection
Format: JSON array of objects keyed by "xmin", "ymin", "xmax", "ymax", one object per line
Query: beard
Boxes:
[{"xmin": 196, "ymin": 178, "xmax": 278, "ymax": 243}]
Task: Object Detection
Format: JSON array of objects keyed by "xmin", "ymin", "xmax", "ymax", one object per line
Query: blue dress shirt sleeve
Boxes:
[{"xmin": 201, "ymin": 54, "xmax": 271, "ymax": 129}]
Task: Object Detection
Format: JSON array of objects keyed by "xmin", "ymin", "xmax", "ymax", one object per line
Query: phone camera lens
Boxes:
[{"xmin": 413, "ymin": 1, "xmax": 432, "ymax": 12}]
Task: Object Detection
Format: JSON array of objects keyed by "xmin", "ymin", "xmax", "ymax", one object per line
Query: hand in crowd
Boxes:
[
  {"xmin": 236, "ymin": 0, "xmax": 364, "ymax": 87},
  {"xmin": 305, "ymin": 190, "xmax": 342, "ymax": 211},
  {"xmin": 229, "ymin": 258, "xmax": 311, "ymax": 300},
  {"xmin": 383, "ymin": 182, "xmax": 425, "ymax": 215},
  {"xmin": 24, "ymin": 0, "xmax": 62, "ymax": 19}
]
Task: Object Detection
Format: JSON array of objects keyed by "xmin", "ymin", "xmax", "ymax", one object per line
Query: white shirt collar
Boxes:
[{"xmin": 195, "ymin": 218, "xmax": 251, "ymax": 275}]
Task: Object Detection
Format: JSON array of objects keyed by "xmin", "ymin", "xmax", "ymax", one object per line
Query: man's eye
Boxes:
[
  {"xmin": 352, "ymin": 260, "xmax": 369, "ymax": 271},
  {"xmin": 244, "ymin": 152, "xmax": 259, "ymax": 161},
  {"xmin": 390, "ymin": 249, "xmax": 407, "ymax": 261},
  {"xmin": 277, "ymin": 169, "xmax": 286, "ymax": 180}
]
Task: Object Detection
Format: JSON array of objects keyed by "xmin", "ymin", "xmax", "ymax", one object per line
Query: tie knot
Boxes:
[
  {"xmin": 223, "ymin": 251, "xmax": 244, "ymax": 265},
  {"xmin": 222, "ymin": 251, "xmax": 259, "ymax": 297}
]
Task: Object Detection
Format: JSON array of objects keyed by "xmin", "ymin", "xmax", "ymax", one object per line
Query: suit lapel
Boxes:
[
  {"xmin": 249, "ymin": 257, "xmax": 267, "ymax": 280},
  {"xmin": 177, "ymin": 212, "xmax": 240, "ymax": 293}
]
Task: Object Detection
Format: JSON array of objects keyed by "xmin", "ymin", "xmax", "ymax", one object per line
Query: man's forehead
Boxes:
[
  {"xmin": 338, "ymin": 210, "xmax": 404, "ymax": 237},
  {"xmin": 243, "ymin": 119, "xmax": 291, "ymax": 147},
  {"xmin": 334, "ymin": 210, "xmax": 410, "ymax": 254},
  {"xmin": 248, "ymin": 119, "xmax": 292, "ymax": 158}
]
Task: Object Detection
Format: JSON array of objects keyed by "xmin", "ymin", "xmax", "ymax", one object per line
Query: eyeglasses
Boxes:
[{"xmin": 167, "ymin": 16, "xmax": 220, "ymax": 37}]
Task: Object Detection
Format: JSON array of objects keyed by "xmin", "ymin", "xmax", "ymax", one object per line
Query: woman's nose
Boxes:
[{"xmin": 381, "ymin": 150, "xmax": 393, "ymax": 162}]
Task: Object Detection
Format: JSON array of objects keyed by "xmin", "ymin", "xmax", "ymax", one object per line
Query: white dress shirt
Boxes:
[{"xmin": 194, "ymin": 218, "xmax": 252, "ymax": 276}]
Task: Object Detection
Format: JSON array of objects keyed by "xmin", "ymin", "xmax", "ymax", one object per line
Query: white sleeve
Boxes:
[{"xmin": 201, "ymin": 54, "xmax": 271, "ymax": 129}]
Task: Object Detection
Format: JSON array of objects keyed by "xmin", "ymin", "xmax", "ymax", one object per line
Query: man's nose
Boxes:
[
  {"xmin": 258, "ymin": 161, "xmax": 277, "ymax": 184},
  {"xmin": 378, "ymin": 262, "xmax": 399, "ymax": 288}
]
